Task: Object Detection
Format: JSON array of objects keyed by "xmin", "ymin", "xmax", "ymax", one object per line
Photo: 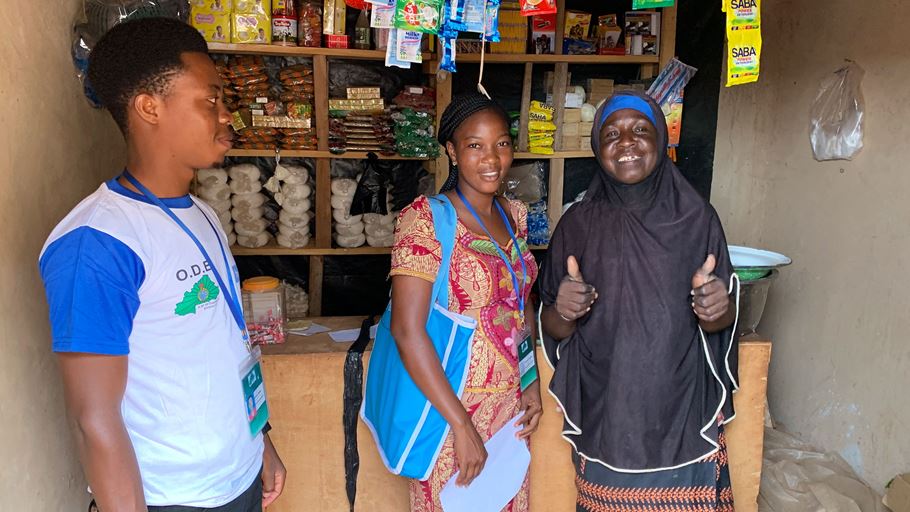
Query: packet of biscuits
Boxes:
[{"xmin": 520, "ymin": 0, "xmax": 556, "ymax": 16}]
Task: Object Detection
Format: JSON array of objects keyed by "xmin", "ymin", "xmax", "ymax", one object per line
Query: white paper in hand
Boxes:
[{"xmin": 439, "ymin": 414, "xmax": 530, "ymax": 512}]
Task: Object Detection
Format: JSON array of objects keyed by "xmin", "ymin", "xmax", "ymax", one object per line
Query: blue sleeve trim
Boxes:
[{"xmin": 40, "ymin": 227, "xmax": 145, "ymax": 355}]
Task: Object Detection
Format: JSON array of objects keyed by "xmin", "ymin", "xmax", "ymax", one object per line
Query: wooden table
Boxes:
[{"xmin": 261, "ymin": 318, "xmax": 770, "ymax": 512}]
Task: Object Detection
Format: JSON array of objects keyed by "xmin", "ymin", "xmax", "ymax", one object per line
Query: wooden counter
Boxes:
[{"xmin": 261, "ymin": 318, "xmax": 770, "ymax": 512}]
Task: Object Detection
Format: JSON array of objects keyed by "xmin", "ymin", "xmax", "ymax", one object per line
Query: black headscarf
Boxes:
[{"xmin": 539, "ymin": 91, "xmax": 739, "ymax": 472}]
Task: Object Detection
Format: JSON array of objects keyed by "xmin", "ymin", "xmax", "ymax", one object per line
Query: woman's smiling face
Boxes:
[{"xmin": 596, "ymin": 108, "xmax": 658, "ymax": 185}]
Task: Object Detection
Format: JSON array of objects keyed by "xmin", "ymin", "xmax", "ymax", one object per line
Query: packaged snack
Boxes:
[
  {"xmin": 726, "ymin": 29, "xmax": 761, "ymax": 86},
  {"xmin": 190, "ymin": 0, "xmax": 233, "ymax": 12},
  {"xmin": 233, "ymin": 13, "xmax": 271, "ymax": 43},
  {"xmin": 235, "ymin": 0, "xmax": 269, "ymax": 14},
  {"xmin": 395, "ymin": 0, "xmax": 442, "ymax": 34},
  {"xmin": 528, "ymin": 120, "xmax": 556, "ymax": 132},
  {"xmin": 191, "ymin": 11, "xmax": 232, "ymax": 42},
  {"xmin": 447, "ymin": 0, "xmax": 485, "ymax": 33},
  {"xmin": 519, "ymin": 0, "xmax": 555, "ymax": 17},
  {"xmin": 298, "ymin": 1, "xmax": 322, "ymax": 46}
]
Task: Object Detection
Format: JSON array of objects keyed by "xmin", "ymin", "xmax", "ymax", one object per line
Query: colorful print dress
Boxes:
[{"xmin": 389, "ymin": 196, "xmax": 539, "ymax": 512}]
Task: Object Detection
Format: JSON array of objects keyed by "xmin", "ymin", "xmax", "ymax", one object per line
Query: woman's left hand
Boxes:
[
  {"xmin": 691, "ymin": 254, "xmax": 729, "ymax": 322},
  {"xmin": 262, "ymin": 434, "xmax": 287, "ymax": 508},
  {"xmin": 515, "ymin": 380, "xmax": 543, "ymax": 439}
]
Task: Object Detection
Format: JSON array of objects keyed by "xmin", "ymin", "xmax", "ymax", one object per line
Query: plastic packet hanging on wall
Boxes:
[
  {"xmin": 395, "ymin": 0, "xmax": 443, "ymax": 33},
  {"xmin": 484, "ymin": 0, "xmax": 501, "ymax": 42},
  {"xmin": 632, "ymin": 0, "xmax": 674, "ymax": 8},
  {"xmin": 447, "ymin": 0, "xmax": 485, "ymax": 33},
  {"xmin": 439, "ymin": 31, "xmax": 458, "ymax": 72},
  {"xmin": 371, "ymin": 3, "xmax": 396, "ymax": 27},
  {"xmin": 809, "ymin": 62, "xmax": 865, "ymax": 161},
  {"xmin": 726, "ymin": 0, "xmax": 761, "ymax": 30},
  {"xmin": 519, "ymin": 0, "xmax": 556, "ymax": 17},
  {"xmin": 646, "ymin": 57, "xmax": 698, "ymax": 111},
  {"xmin": 397, "ymin": 29, "xmax": 424, "ymax": 62},
  {"xmin": 726, "ymin": 29, "xmax": 761, "ymax": 86}
]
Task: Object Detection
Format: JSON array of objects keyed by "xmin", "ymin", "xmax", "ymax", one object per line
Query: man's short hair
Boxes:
[{"xmin": 87, "ymin": 17, "xmax": 209, "ymax": 134}]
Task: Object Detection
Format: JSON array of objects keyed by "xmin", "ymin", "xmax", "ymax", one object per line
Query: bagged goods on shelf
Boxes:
[
  {"xmin": 279, "ymin": 209, "xmax": 311, "ymax": 228},
  {"xmin": 231, "ymin": 206, "xmax": 265, "ymax": 223},
  {"xmin": 230, "ymin": 178, "xmax": 264, "ymax": 194},
  {"xmin": 277, "ymin": 230, "xmax": 311, "ymax": 248},
  {"xmin": 336, "ymin": 221, "xmax": 367, "ymax": 237},
  {"xmin": 235, "ymin": 218, "xmax": 270, "ymax": 236},
  {"xmin": 217, "ymin": 210, "xmax": 233, "ymax": 227},
  {"xmin": 366, "ymin": 233, "xmax": 395, "ymax": 247},
  {"xmin": 232, "ymin": 192, "xmax": 268, "ymax": 209},
  {"xmin": 197, "ymin": 168, "xmax": 228, "ymax": 186},
  {"xmin": 274, "ymin": 164, "xmax": 310, "ymax": 184},
  {"xmin": 335, "ymin": 233, "xmax": 367, "ymax": 248},
  {"xmin": 198, "ymin": 183, "xmax": 232, "ymax": 202},
  {"xmin": 237, "ymin": 232, "xmax": 271, "ymax": 248},
  {"xmin": 363, "ymin": 212, "xmax": 396, "ymax": 225},
  {"xmin": 331, "ymin": 178, "xmax": 358, "ymax": 197},
  {"xmin": 333, "ymin": 209, "xmax": 364, "ymax": 225},
  {"xmin": 280, "ymin": 196, "xmax": 312, "ymax": 214}
]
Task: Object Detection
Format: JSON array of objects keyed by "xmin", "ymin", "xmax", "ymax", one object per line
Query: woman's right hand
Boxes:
[
  {"xmin": 452, "ymin": 421, "xmax": 487, "ymax": 487},
  {"xmin": 555, "ymin": 256, "xmax": 597, "ymax": 322}
]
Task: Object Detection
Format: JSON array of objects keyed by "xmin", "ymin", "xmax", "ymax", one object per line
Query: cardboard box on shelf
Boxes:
[
  {"xmin": 563, "ymin": 108, "xmax": 582, "ymax": 123},
  {"xmin": 532, "ymin": 14, "xmax": 557, "ymax": 55},
  {"xmin": 190, "ymin": 0, "xmax": 232, "ymax": 13},
  {"xmin": 346, "ymin": 87, "xmax": 381, "ymax": 99},
  {"xmin": 579, "ymin": 121, "xmax": 594, "ymax": 133},
  {"xmin": 565, "ymin": 10, "xmax": 592, "ymax": 39},
  {"xmin": 545, "ymin": 92, "xmax": 583, "ymax": 108},
  {"xmin": 491, "ymin": 7, "xmax": 528, "ymax": 54},
  {"xmin": 561, "ymin": 134, "xmax": 581, "ymax": 150},
  {"xmin": 581, "ymin": 136, "xmax": 591, "ymax": 149},
  {"xmin": 562, "ymin": 122, "xmax": 579, "ymax": 137}
]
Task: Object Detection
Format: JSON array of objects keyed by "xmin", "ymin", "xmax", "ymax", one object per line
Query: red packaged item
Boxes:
[
  {"xmin": 326, "ymin": 34, "xmax": 350, "ymax": 48},
  {"xmin": 520, "ymin": 0, "xmax": 557, "ymax": 17},
  {"xmin": 298, "ymin": 1, "xmax": 322, "ymax": 48}
]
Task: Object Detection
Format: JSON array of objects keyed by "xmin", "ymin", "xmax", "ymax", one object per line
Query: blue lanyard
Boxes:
[
  {"xmin": 455, "ymin": 187, "xmax": 528, "ymax": 313},
  {"xmin": 122, "ymin": 171, "xmax": 250, "ymax": 349}
]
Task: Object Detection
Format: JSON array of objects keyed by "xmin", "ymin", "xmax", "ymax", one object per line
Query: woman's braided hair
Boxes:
[{"xmin": 437, "ymin": 93, "xmax": 511, "ymax": 193}]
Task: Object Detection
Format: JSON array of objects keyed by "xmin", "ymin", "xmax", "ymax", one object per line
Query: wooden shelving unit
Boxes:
[
  {"xmin": 226, "ymin": 149, "xmax": 433, "ymax": 161},
  {"xmin": 455, "ymin": 53, "xmax": 659, "ymax": 64},
  {"xmin": 215, "ymin": 4, "xmax": 677, "ymax": 315}
]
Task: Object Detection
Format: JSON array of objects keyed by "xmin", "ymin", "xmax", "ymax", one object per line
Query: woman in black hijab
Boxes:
[{"xmin": 539, "ymin": 91, "xmax": 740, "ymax": 512}]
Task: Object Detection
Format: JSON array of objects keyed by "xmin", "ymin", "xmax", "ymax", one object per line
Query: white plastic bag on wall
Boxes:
[{"xmin": 809, "ymin": 62, "xmax": 865, "ymax": 161}]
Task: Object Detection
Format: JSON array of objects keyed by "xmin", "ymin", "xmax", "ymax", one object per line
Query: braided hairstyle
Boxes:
[{"xmin": 437, "ymin": 93, "xmax": 511, "ymax": 193}]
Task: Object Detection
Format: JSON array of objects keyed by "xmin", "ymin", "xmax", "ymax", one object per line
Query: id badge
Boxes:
[
  {"xmin": 516, "ymin": 325, "xmax": 538, "ymax": 392},
  {"xmin": 240, "ymin": 346, "xmax": 270, "ymax": 437}
]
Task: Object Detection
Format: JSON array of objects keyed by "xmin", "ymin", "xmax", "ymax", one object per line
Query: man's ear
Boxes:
[
  {"xmin": 445, "ymin": 140, "xmax": 458, "ymax": 167},
  {"xmin": 131, "ymin": 93, "xmax": 161, "ymax": 127}
]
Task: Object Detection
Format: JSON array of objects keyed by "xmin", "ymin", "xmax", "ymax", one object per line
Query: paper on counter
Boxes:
[
  {"xmin": 439, "ymin": 414, "xmax": 530, "ymax": 512},
  {"xmin": 328, "ymin": 323, "xmax": 378, "ymax": 343},
  {"xmin": 288, "ymin": 323, "xmax": 330, "ymax": 336}
]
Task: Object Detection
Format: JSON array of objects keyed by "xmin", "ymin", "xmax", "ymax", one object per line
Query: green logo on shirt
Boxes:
[{"xmin": 175, "ymin": 274, "xmax": 221, "ymax": 316}]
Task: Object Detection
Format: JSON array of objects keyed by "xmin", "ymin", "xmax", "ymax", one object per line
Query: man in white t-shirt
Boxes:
[{"xmin": 39, "ymin": 17, "xmax": 285, "ymax": 511}]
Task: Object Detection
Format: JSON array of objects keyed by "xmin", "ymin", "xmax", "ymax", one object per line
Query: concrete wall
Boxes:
[
  {"xmin": 0, "ymin": 2, "xmax": 125, "ymax": 509},
  {"xmin": 713, "ymin": 0, "xmax": 910, "ymax": 492}
]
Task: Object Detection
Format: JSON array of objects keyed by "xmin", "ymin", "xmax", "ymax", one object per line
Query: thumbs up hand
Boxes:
[
  {"xmin": 556, "ymin": 256, "xmax": 597, "ymax": 322},
  {"xmin": 691, "ymin": 254, "xmax": 729, "ymax": 323}
]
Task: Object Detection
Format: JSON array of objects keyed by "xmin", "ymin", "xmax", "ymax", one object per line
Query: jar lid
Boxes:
[{"xmin": 242, "ymin": 276, "xmax": 281, "ymax": 292}]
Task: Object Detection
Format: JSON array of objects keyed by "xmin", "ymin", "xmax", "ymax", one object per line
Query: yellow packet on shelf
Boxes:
[
  {"xmin": 726, "ymin": 0, "xmax": 760, "ymax": 31},
  {"xmin": 528, "ymin": 120, "xmax": 557, "ymax": 132},
  {"xmin": 530, "ymin": 100, "xmax": 555, "ymax": 113},
  {"xmin": 726, "ymin": 29, "xmax": 761, "ymax": 86},
  {"xmin": 528, "ymin": 136, "xmax": 554, "ymax": 146},
  {"xmin": 529, "ymin": 146, "xmax": 555, "ymax": 155},
  {"xmin": 190, "ymin": 10, "xmax": 231, "ymax": 42},
  {"xmin": 233, "ymin": 13, "xmax": 271, "ymax": 43}
]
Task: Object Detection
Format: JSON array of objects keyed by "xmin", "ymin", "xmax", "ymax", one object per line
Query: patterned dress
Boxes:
[{"xmin": 390, "ymin": 195, "xmax": 539, "ymax": 512}]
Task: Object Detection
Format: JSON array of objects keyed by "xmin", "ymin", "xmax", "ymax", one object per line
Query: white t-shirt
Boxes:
[{"xmin": 39, "ymin": 178, "xmax": 263, "ymax": 507}]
